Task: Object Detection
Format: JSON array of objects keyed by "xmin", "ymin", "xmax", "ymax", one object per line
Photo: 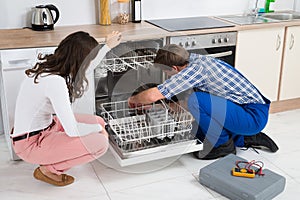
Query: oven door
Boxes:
[{"xmin": 188, "ymin": 45, "xmax": 236, "ymax": 67}]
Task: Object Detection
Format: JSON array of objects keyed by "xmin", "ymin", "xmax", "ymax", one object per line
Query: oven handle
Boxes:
[{"xmin": 206, "ymin": 50, "xmax": 233, "ymax": 58}]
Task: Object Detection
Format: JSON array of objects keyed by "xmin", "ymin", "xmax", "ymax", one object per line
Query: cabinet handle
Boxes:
[
  {"xmin": 3, "ymin": 66, "xmax": 30, "ymax": 71},
  {"xmin": 289, "ymin": 33, "xmax": 295, "ymax": 50},
  {"xmin": 276, "ymin": 34, "xmax": 281, "ymax": 51},
  {"xmin": 8, "ymin": 58, "xmax": 31, "ymax": 65}
]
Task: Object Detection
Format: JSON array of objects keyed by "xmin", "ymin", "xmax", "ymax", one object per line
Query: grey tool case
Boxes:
[{"xmin": 199, "ymin": 154, "xmax": 286, "ymax": 200}]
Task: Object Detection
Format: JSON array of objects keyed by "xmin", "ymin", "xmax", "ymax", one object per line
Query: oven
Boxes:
[{"xmin": 168, "ymin": 32, "xmax": 237, "ymax": 67}]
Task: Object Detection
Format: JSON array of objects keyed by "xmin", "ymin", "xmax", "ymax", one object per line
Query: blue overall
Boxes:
[
  {"xmin": 157, "ymin": 53, "xmax": 271, "ymax": 148},
  {"xmin": 188, "ymin": 91, "xmax": 270, "ymax": 147}
]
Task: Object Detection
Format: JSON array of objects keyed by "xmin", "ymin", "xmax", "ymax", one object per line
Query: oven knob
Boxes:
[
  {"xmin": 224, "ymin": 37, "xmax": 229, "ymax": 43},
  {"xmin": 178, "ymin": 42, "xmax": 184, "ymax": 47},
  {"xmin": 185, "ymin": 41, "xmax": 191, "ymax": 47},
  {"xmin": 212, "ymin": 38, "xmax": 217, "ymax": 44},
  {"xmin": 218, "ymin": 38, "xmax": 223, "ymax": 43},
  {"xmin": 191, "ymin": 41, "xmax": 197, "ymax": 46}
]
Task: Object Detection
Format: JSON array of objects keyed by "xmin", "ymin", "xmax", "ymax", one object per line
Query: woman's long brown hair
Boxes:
[{"xmin": 25, "ymin": 31, "xmax": 99, "ymax": 102}]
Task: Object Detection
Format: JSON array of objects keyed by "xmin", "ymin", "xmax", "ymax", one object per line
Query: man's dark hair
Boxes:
[{"xmin": 154, "ymin": 44, "xmax": 190, "ymax": 70}]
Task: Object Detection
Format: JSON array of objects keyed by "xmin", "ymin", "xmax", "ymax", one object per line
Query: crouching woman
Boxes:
[{"xmin": 11, "ymin": 31, "xmax": 122, "ymax": 186}]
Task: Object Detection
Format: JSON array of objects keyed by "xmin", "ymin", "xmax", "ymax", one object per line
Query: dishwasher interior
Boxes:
[{"xmin": 94, "ymin": 39, "xmax": 203, "ymax": 166}]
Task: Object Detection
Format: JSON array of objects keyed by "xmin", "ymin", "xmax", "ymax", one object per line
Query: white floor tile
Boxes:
[
  {"xmin": 0, "ymin": 161, "xmax": 109, "ymax": 200},
  {"xmin": 108, "ymin": 175, "xmax": 215, "ymax": 200},
  {"xmin": 179, "ymin": 153, "xmax": 216, "ymax": 174},
  {"xmin": 0, "ymin": 136, "xmax": 109, "ymax": 200},
  {"xmin": 1, "ymin": 109, "xmax": 300, "ymax": 199},
  {"xmin": 91, "ymin": 152, "xmax": 191, "ymax": 193}
]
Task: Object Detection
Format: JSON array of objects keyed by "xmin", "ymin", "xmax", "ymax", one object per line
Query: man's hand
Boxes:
[
  {"xmin": 128, "ymin": 96, "xmax": 138, "ymax": 108},
  {"xmin": 128, "ymin": 87, "xmax": 165, "ymax": 108},
  {"xmin": 128, "ymin": 96, "xmax": 153, "ymax": 111},
  {"xmin": 106, "ymin": 31, "xmax": 122, "ymax": 49}
]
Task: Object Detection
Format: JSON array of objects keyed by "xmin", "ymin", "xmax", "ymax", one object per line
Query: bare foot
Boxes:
[{"xmin": 39, "ymin": 166, "xmax": 63, "ymax": 182}]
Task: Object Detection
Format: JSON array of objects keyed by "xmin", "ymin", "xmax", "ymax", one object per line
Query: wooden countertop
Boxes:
[
  {"xmin": 1, "ymin": 18, "xmax": 300, "ymax": 50},
  {"xmin": 0, "ymin": 22, "xmax": 170, "ymax": 49}
]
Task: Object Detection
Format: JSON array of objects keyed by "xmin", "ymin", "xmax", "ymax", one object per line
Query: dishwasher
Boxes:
[{"xmin": 90, "ymin": 38, "xmax": 203, "ymax": 166}]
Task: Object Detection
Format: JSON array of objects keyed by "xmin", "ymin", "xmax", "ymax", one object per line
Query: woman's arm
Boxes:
[
  {"xmin": 89, "ymin": 31, "xmax": 122, "ymax": 72},
  {"xmin": 46, "ymin": 77, "xmax": 103, "ymax": 137}
]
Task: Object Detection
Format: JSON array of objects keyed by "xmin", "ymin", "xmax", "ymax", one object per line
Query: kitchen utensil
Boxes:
[{"xmin": 31, "ymin": 4, "xmax": 60, "ymax": 31}]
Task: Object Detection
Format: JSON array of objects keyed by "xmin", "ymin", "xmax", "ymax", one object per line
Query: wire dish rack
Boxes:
[
  {"xmin": 100, "ymin": 100, "xmax": 194, "ymax": 156},
  {"xmin": 98, "ymin": 51, "xmax": 156, "ymax": 73}
]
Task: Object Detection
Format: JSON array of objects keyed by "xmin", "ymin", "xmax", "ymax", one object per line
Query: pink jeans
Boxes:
[{"xmin": 12, "ymin": 114, "xmax": 109, "ymax": 175}]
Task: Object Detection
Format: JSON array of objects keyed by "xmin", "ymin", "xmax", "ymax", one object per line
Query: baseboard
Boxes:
[{"xmin": 270, "ymin": 98, "xmax": 300, "ymax": 113}]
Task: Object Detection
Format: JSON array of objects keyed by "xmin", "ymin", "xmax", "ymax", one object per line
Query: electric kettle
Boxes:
[{"xmin": 31, "ymin": 4, "xmax": 60, "ymax": 31}]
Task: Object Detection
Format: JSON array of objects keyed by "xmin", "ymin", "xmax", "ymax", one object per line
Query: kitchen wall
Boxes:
[
  {"xmin": 0, "ymin": 0, "xmax": 98, "ymax": 29},
  {"xmin": 142, "ymin": 0, "xmax": 294, "ymax": 20},
  {"xmin": 296, "ymin": 0, "xmax": 300, "ymax": 11},
  {"xmin": 0, "ymin": 0, "xmax": 296, "ymax": 29}
]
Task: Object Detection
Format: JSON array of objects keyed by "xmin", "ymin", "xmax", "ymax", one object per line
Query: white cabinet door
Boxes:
[
  {"xmin": 0, "ymin": 47, "xmax": 56, "ymax": 160},
  {"xmin": 235, "ymin": 27, "xmax": 285, "ymax": 101},
  {"xmin": 279, "ymin": 26, "xmax": 300, "ymax": 100},
  {"xmin": 1, "ymin": 64, "xmax": 33, "ymax": 160},
  {"xmin": 0, "ymin": 70, "xmax": 4, "ymax": 135}
]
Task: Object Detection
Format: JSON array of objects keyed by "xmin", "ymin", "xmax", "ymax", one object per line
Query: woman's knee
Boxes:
[
  {"xmin": 81, "ymin": 133, "xmax": 109, "ymax": 156},
  {"xmin": 93, "ymin": 134, "xmax": 109, "ymax": 157},
  {"xmin": 95, "ymin": 115, "xmax": 105, "ymax": 127}
]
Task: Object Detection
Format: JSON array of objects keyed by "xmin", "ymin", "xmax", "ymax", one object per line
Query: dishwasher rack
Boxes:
[
  {"xmin": 97, "ymin": 51, "xmax": 156, "ymax": 73},
  {"xmin": 100, "ymin": 100, "xmax": 194, "ymax": 156}
]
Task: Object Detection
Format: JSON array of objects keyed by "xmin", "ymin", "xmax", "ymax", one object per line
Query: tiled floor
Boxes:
[{"xmin": 1, "ymin": 109, "xmax": 300, "ymax": 200}]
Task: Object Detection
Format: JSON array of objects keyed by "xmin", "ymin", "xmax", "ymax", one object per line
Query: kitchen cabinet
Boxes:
[
  {"xmin": 0, "ymin": 70, "xmax": 4, "ymax": 135},
  {"xmin": 0, "ymin": 47, "xmax": 56, "ymax": 160},
  {"xmin": 235, "ymin": 27, "xmax": 285, "ymax": 101},
  {"xmin": 279, "ymin": 26, "xmax": 300, "ymax": 100}
]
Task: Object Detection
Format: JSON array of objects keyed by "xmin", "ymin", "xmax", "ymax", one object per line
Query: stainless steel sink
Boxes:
[
  {"xmin": 262, "ymin": 12, "xmax": 300, "ymax": 20},
  {"xmin": 216, "ymin": 11, "xmax": 300, "ymax": 25},
  {"xmin": 216, "ymin": 15, "xmax": 277, "ymax": 25}
]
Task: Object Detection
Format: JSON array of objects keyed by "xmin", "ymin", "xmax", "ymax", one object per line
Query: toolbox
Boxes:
[{"xmin": 199, "ymin": 154, "xmax": 286, "ymax": 200}]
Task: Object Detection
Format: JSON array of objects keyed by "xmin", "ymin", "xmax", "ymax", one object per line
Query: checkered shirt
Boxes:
[{"xmin": 157, "ymin": 53, "xmax": 268, "ymax": 104}]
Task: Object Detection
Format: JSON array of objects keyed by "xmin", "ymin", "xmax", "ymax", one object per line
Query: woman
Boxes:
[{"xmin": 11, "ymin": 31, "xmax": 122, "ymax": 186}]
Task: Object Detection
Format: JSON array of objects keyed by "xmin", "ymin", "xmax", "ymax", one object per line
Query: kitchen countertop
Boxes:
[
  {"xmin": 0, "ymin": 22, "xmax": 169, "ymax": 49},
  {"xmin": 1, "ymin": 17, "xmax": 300, "ymax": 49}
]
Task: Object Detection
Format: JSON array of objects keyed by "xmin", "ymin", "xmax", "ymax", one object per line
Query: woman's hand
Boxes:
[{"xmin": 106, "ymin": 31, "xmax": 122, "ymax": 49}]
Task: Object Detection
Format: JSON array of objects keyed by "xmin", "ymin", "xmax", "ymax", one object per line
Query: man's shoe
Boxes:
[
  {"xmin": 193, "ymin": 137, "xmax": 236, "ymax": 160},
  {"xmin": 244, "ymin": 132, "xmax": 279, "ymax": 152}
]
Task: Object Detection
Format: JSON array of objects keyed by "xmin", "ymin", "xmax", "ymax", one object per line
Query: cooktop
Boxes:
[{"xmin": 146, "ymin": 17, "xmax": 234, "ymax": 32}]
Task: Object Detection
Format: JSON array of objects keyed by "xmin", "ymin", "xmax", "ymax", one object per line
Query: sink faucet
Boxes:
[
  {"xmin": 248, "ymin": 0, "xmax": 260, "ymax": 17},
  {"xmin": 254, "ymin": 0, "xmax": 259, "ymax": 17}
]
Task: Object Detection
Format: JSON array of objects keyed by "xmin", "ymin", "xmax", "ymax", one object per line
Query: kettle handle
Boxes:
[{"xmin": 46, "ymin": 4, "xmax": 60, "ymax": 24}]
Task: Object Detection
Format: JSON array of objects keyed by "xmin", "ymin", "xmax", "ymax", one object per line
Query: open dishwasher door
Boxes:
[
  {"xmin": 92, "ymin": 39, "xmax": 202, "ymax": 166},
  {"xmin": 99, "ymin": 99, "xmax": 203, "ymax": 167}
]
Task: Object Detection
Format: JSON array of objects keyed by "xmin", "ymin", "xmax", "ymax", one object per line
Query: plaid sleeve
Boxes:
[{"xmin": 158, "ymin": 63, "xmax": 206, "ymax": 99}]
